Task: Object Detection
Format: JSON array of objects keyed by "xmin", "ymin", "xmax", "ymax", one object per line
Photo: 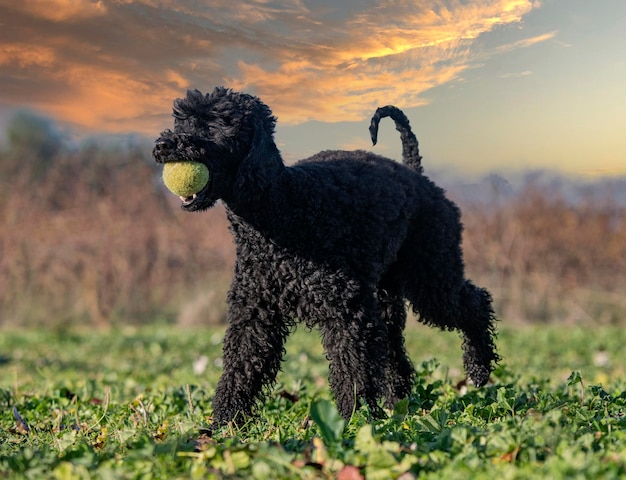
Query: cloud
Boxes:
[
  {"xmin": 0, "ymin": 0, "xmax": 545, "ymax": 133},
  {"xmin": 500, "ymin": 70, "xmax": 533, "ymax": 78},
  {"xmin": 492, "ymin": 31, "xmax": 558, "ymax": 55},
  {"xmin": 228, "ymin": 0, "xmax": 545, "ymax": 123},
  {"xmin": 9, "ymin": 0, "xmax": 107, "ymax": 22}
]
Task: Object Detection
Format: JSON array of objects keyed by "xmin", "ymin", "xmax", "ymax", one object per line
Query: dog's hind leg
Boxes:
[
  {"xmin": 405, "ymin": 274, "xmax": 499, "ymax": 387},
  {"xmin": 377, "ymin": 287, "xmax": 415, "ymax": 407},
  {"xmin": 397, "ymin": 215, "xmax": 499, "ymax": 386},
  {"xmin": 405, "ymin": 279, "xmax": 500, "ymax": 388},
  {"xmin": 457, "ymin": 280, "xmax": 499, "ymax": 387}
]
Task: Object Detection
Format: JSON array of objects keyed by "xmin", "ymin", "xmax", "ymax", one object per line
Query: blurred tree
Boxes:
[{"xmin": 1, "ymin": 111, "xmax": 65, "ymax": 180}]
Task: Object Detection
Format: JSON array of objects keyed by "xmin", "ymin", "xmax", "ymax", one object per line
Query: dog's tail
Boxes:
[{"xmin": 369, "ymin": 106, "xmax": 423, "ymax": 174}]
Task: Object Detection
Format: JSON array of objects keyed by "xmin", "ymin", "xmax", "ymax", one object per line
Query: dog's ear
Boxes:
[{"xmin": 234, "ymin": 109, "xmax": 284, "ymax": 205}]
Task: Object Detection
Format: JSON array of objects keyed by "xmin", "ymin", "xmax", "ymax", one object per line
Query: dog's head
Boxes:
[{"xmin": 153, "ymin": 87, "xmax": 282, "ymax": 212}]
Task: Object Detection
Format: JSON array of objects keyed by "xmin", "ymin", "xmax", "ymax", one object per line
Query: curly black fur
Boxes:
[{"xmin": 153, "ymin": 87, "xmax": 499, "ymax": 428}]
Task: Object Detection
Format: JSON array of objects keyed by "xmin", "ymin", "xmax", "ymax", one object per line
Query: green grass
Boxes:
[{"xmin": 1, "ymin": 324, "xmax": 625, "ymax": 479}]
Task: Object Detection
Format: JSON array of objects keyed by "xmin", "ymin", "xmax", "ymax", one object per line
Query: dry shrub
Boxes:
[
  {"xmin": 461, "ymin": 183, "xmax": 626, "ymax": 325},
  {"xmin": 0, "ymin": 147, "xmax": 234, "ymax": 327}
]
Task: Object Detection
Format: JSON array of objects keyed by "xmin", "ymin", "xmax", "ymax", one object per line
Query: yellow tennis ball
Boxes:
[{"xmin": 162, "ymin": 162, "xmax": 210, "ymax": 197}]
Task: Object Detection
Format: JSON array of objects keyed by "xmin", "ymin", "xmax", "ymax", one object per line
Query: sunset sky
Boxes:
[{"xmin": 0, "ymin": 0, "xmax": 624, "ymax": 177}]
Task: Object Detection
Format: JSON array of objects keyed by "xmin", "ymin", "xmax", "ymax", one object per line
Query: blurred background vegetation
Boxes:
[{"xmin": 1, "ymin": 111, "xmax": 624, "ymax": 328}]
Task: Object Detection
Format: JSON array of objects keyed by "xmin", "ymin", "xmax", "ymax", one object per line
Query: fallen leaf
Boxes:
[{"xmin": 337, "ymin": 465, "xmax": 364, "ymax": 480}]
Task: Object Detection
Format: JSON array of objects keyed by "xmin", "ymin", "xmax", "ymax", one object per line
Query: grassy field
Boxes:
[{"xmin": 1, "ymin": 324, "xmax": 625, "ymax": 479}]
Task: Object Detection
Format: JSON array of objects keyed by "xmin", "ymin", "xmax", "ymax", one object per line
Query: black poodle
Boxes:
[{"xmin": 153, "ymin": 87, "xmax": 499, "ymax": 428}]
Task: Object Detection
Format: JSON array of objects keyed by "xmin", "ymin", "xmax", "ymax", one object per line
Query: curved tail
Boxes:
[{"xmin": 369, "ymin": 106, "xmax": 423, "ymax": 174}]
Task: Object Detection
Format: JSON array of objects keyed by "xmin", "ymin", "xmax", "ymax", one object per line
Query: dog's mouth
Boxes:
[
  {"xmin": 153, "ymin": 136, "xmax": 220, "ymax": 212},
  {"xmin": 179, "ymin": 193, "xmax": 198, "ymax": 205},
  {"xmin": 178, "ymin": 179, "xmax": 216, "ymax": 212}
]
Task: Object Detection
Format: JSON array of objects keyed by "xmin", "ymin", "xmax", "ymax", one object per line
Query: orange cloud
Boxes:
[
  {"xmin": 0, "ymin": 41, "xmax": 174, "ymax": 133},
  {"xmin": 0, "ymin": 44, "xmax": 57, "ymax": 69},
  {"xmin": 165, "ymin": 69, "xmax": 190, "ymax": 90},
  {"xmin": 230, "ymin": 0, "xmax": 542, "ymax": 124},
  {"xmin": 11, "ymin": 0, "xmax": 107, "ymax": 21},
  {"xmin": 231, "ymin": 60, "xmax": 464, "ymax": 124},
  {"xmin": 47, "ymin": 65, "xmax": 183, "ymax": 134}
]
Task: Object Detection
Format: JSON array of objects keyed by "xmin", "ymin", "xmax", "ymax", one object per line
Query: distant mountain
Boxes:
[{"xmin": 433, "ymin": 169, "xmax": 626, "ymax": 207}]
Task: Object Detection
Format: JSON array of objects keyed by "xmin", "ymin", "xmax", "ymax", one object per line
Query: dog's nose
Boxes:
[{"xmin": 155, "ymin": 137, "xmax": 176, "ymax": 152}]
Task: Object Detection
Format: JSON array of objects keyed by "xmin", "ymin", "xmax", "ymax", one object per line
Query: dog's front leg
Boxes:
[{"xmin": 210, "ymin": 277, "xmax": 289, "ymax": 430}]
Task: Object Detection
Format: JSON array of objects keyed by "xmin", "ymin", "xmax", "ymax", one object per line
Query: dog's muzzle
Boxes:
[{"xmin": 153, "ymin": 137, "xmax": 177, "ymax": 162}]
